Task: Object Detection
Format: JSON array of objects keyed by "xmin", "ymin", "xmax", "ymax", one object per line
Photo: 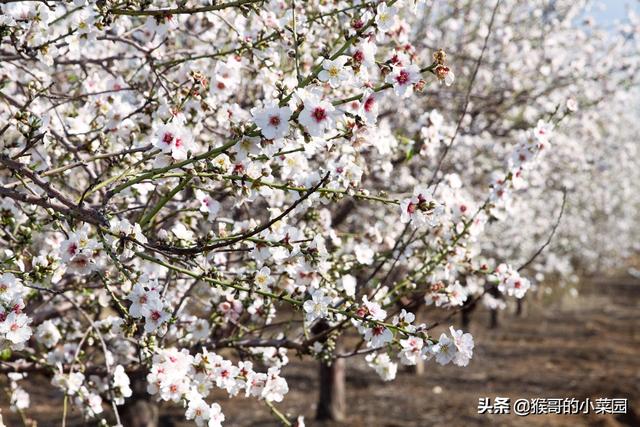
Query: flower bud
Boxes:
[{"xmin": 433, "ymin": 49, "xmax": 447, "ymax": 65}]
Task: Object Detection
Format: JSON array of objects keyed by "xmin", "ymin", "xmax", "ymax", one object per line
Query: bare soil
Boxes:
[{"xmin": 3, "ymin": 276, "xmax": 639, "ymax": 427}]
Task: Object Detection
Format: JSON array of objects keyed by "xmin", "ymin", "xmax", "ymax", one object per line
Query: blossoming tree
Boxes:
[{"xmin": 0, "ymin": 0, "xmax": 638, "ymax": 426}]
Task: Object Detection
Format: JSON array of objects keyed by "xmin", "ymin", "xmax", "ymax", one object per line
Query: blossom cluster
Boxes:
[
  {"xmin": 0, "ymin": 0, "xmax": 638, "ymax": 425},
  {"xmin": 147, "ymin": 348, "xmax": 288, "ymax": 426},
  {"xmin": 491, "ymin": 264, "xmax": 531, "ymax": 299},
  {"xmin": 0, "ymin": 273, "xmax": 31, "ymax": 349},
  {"xmin": 127, "ymin": 278, "xmax": 171, "ymax": 333}
]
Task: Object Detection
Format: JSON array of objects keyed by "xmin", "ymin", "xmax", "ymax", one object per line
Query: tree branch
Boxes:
[{"xmin": 149, "ymin": 172, "xmax": 331, "ymax": 255}]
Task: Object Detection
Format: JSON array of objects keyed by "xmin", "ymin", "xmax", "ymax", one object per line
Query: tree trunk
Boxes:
[
  {"xmin": 121, "ymin": 399, "xmax": 160, "ymax": 427},
  {"xmin": 489, "ymin": 308, "xmax": 499, "ymax": 329},
  {"xmin": 487, "ymin": 285, "xmax": 501, "ymax": 329},
  {"xmin": 515, "ymin": 297, "xmax": 525, "ymax": 317},
  {"xmin": 120, "ymin": 372, "xmax": 161, "ymax": 427},
  {"xmin": 461, "ymin": 306, "xmax": 471, "ymax": 329},
  {"xmin": 316, "ymin": 355, "xmax": 346, "ymax": 421},
  {"xmin": 460, "ymin": 296, "xmax": 477, "ymax": 329},
  {"xmin": 407, "ymin": 359, "xmax": 425, "ymax": 376},
  {"xmin": 314, "ymin": 320, "xmax": 346, "ymax": 422}
]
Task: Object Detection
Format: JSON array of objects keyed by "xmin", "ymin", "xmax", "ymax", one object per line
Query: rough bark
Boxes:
[
  {"xmin": 316, "ymin": 354, "xmax": 346, "ymax": 421},
  {"xmin": 488, "ymin": 286, "xmax": 501, "ymax": 329},
  {"xmin": 515, "ymin": 297, "xmax": 525, "ymax": 317},
  {"xmin": 120, "ymin": 372, "xmax": 161, "ymax": 427},
  {"xmin": 405, "ymin": 359, "xmax": 425, "ymax": 376},
  {"xmin": 489, "ymin": 308, "xmax": 499, "ymax": 329},
  {"xmin": 460, "ymin": 295, "xmax": 478, "ymax": 329},
  {"xmin": 313, "ymin": 320, "xmax": 346, "ymax": 422}
]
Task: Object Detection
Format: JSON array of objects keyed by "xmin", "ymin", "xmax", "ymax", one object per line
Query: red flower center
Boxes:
[
  {"xmin": 71, "ymin": 257, "xmax": 88, "ymax": 268},
  {"xmin": 68, "ymin": 242, "xmax": 79, "ymax": 256},
  {"xmin": 396, "ymin": 70, "xmax": 410, "ymax": 85},
  {"xmin": 269, "ymin": 115, "xmax": 281, "ymax": 126},
  {"xmin": 312, "ymin": 107, "xmax": 327, "ymax": 123},
  {"xmin": 356, "ymin": 306, "xmax": 369, "ymax": 318},
  {"xmin": 364, "ymin": 97, "xmax": 376, "ymax": 113},
  {"xmin": 162, "ymin": 132, "xmax": 174, "ymax": 145}
]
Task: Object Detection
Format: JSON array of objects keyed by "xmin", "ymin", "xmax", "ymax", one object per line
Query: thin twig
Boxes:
[
  {"xmin": 429, "ymin": 0, "xmax": 501, "ymax": 189},
  {"xmin": 150, "ymin": 172, "xmax": 331, "ymax": 255},
  {"xmin": 517, "ymin": 188, "xmax": 567, "ymax": 272}
]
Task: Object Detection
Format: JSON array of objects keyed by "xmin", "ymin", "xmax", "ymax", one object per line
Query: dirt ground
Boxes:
[{"xmin": 2, "ymin": 275, "xmax": 639, "ymax": 427}]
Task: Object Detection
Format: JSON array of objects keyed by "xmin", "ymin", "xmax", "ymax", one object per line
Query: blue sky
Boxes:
[{"xmin": 591, "ymin": 1, "xmax": 639, "ymax": 24}]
